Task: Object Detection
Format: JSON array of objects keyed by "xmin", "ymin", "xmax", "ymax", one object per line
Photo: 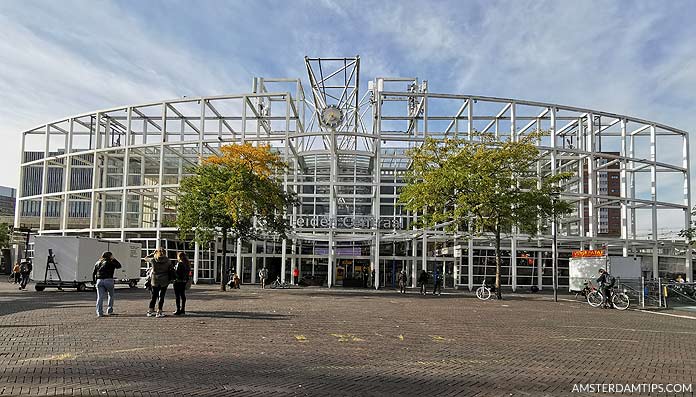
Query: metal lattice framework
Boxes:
[{"xmin": 15, "ymin": 56, "xmax": 693, "ymax": 288}]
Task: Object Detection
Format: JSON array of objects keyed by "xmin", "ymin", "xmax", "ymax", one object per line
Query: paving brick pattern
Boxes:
[{"xmin": 0, "ymin": 282, "xmax": 694, "ymax": 396}]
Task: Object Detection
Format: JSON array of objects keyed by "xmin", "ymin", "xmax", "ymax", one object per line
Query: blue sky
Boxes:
[{"xmin": 1, "ymin": 0, "xmax": 696, "ymax": 233}]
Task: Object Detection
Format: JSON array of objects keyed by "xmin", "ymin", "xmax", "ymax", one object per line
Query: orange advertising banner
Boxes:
[{"xmin": 571, "ymin": 250, "xmax": 605, "ymax": 258}]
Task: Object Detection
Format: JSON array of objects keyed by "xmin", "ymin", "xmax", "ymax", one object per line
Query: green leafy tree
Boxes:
[
  {"xmin": 176, "ymin": 143, "xmax": 295, "ymax": 290},
  {"xmin": 400, "ymin": 133, "xmax": 572, "ymax": 299},
  {"xmin": 0, "ymin": 223, "xmax": 10, "ymax": 249}
]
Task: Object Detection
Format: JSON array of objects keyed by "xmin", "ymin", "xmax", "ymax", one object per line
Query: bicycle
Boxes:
[
  {"xmin": 575, "ymin": 281, "xmax": 594, "ymax": 300},
  {"xmin": 8, "ymin": 274, "xmax": 17, "ymax": 283},
  {"xmin": 270, "ymin": 276, "xmax": 289, "ymax": 289},
  {"xmin": 476, "ymin": 281, "xmax": 492, "ymax": 301},
  {"xmin": 586, "ymin": 286, "xmax": 630, "ymax": 310}
]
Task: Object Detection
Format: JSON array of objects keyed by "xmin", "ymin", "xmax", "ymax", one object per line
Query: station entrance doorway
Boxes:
[{"xmin": 336, "ymin": 258, "xmax": 370, "ymax": 287}]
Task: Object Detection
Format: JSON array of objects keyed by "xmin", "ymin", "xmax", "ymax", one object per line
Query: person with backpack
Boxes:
[
  {"xmin": 596, "ymin": 268, "xmax": 616, "ymax": 308},
  {"xmin": 146, "ymin": 248, "xmax": 174, "ymax": 318},
  {"xmin": 172, "ymin": 252, "xmax": 191, "ymax": 316},
  {"xmin": 18, "ymin": 260, "xmax": 32, "ymax": 290},
  {"xmin": 92, "ymin": 251, "xmax": 122, "ymax": 317},
  {"xmin": 418, "ymin": 269, "xmax": 429, "ymax": 295},
  {"xmin": 258, "ymin": 266, "xmax": 268, "ymax": 289}
]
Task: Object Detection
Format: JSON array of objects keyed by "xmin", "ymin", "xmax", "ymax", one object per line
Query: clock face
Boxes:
[{"xmin": 321, "ymin": 105, "xmax": 343, "ymax": 128}]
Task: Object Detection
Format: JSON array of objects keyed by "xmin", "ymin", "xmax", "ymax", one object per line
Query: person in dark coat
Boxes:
[
  {"xmin": 92, "ymin": 251, "xmax": 122, "ymax": 317},
  {"xmin": 146, "ymin": 248, "xmax": 174, "ymax": 318},
  {"xmin": 18, "ymin": 260, "xmax": 32, "ymax": 290},
  {"xmin": 173, "ymin": 252, "xmax": 191, "ymax": 315},
  {"xmin": 418, "ymin": 270, "xmax": 429, "ymax": 295}
]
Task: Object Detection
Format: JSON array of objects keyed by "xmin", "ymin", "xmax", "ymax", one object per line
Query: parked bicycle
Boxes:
[
  {"xmin": 476, "ymin": 281, "xmax": 493, "ymax": 301},
  {"xmin": 575, "ymin": 280, "xmax": 594, "ymax": 300},
  {"xmin": 270, "ymin": 276, "xmax": 289, "ymax": 289},
  {"xmin": 586, "ymin": 285, "xmax": 630, "ymax": 310}
]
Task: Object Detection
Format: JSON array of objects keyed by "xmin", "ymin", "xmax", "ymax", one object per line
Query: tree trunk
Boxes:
[
  {"xmin": 220, "ymin": 228, "xmax": 228, "ymax": 291},
  {"xmin": 495, "ymin": 228, "xmax": 502, "ymax": 300}
]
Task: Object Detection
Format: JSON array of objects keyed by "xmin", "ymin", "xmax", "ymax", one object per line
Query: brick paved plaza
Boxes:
[{"xmin": 1, "ymin": 282, "xmax": 694, "ymax": 396}]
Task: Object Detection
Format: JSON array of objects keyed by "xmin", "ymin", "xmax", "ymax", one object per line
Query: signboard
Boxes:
[
  {"xmin": 571, "ymin": 249, "xmax": 605, "ymax": 258},
  {"xmin": 292, "ymin": 216, "xmax": 403, "ymax": 230}
]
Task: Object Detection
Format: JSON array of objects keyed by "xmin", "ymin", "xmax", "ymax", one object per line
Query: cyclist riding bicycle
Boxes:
[{"xmin": 596, "ymin": 268, "xmax": 616, "ymax": 309}]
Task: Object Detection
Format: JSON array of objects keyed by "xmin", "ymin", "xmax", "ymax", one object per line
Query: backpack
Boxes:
[
  {"xmin": 20, "ymin": 263, "xmax": 29, "ymax": 273},
  {"xmin": 607, "ymin": 274, "xmax": 616, "ymax": 287}
]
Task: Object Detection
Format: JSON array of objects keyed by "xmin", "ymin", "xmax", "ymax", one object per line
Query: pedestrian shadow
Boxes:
[{"xmin": 186, "ymin": 311, "xmax": 291, "ymax": 320}]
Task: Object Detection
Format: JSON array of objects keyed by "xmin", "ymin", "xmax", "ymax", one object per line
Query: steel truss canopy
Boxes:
[{"xmin": 15, "ymin": 55, "xmax": 693, "ymax": 286}]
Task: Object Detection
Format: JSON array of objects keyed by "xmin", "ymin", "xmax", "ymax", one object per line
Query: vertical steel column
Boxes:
[
  {"xmin": 281, "ymin": 239, "xmax": 287, "ymax": 283},
  {"xmin": 411, "ymin": 238, "xmax": 417, "ymax": 288},
  {"xmin": 586, "ymin": 114, "xmax": 596, "ymax": 247},
  {"xmin": 236, "ymin": 238, "xmax": 242, "ymax": 282},
  {"xmin": 39, "ymin": 124, "xmax": 50, "ymax": 233},
  {"xmin": 120, "ymin": 108, "xmax": 132, "ymax": 241},
  {"xmin": 421, "ymin": 233, "xmax": 427, "ymax": 282},
  {"xmin": 251, "ymin": 240, "xmax": 257, "ymax": 283},
  {"xmin": 684, "ymin": 132, "xmax": 693, "ymax": 282},
  {"xmin": 14, "ymin": 132, "xmax": 26, "ymax": 229},
  {"xmin": 510, "ymin": 102, "xmax": 517, "ymax": 292},
  {"xmin": 468, "ymin": 237, "xmax": 474, "ymax": 291},
  {"xmin": 61, "ymin": 119, "xmax": 74, "ymax": 235},
  {"xmin": 620, "ymin": 119, "xmax": 629, "ymax": 256},
  {"xmin": 650, "ymin": 125, "xmax": 658, "ymax": 278},
  {"xmin": 193, "ymin": 241, "xmax": 200, "ymax": 285},
  {"xmin": 89, "ymin": 113, "xmax": 101, "ymax": 238},
  {"xmin": 291, "ymin": 239, "xmax": 297, "ymax": 285},
  {"xmin": 155, "ymin": 104, "xmax": 167, "ymax": 248}
]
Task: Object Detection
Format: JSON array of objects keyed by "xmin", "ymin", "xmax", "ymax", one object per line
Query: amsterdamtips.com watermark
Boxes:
[{"xmin": 572, "ymin": 384, "xmax": 692, "ymax": 394}]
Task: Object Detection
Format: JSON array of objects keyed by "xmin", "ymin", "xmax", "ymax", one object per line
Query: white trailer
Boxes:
[{"xmin": 32, "ymin": 236, "xmax": 142, "ymax": 292}]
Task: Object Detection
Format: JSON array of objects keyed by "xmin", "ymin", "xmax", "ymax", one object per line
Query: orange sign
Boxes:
[{"xmin": 572, "ymin": 250, "xmax": 605, "ymax": 258}]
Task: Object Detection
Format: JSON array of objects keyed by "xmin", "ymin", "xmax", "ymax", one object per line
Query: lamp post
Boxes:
[{"xmin": 551, "ymin": 192, "xmax": 559, "ymax": 303}]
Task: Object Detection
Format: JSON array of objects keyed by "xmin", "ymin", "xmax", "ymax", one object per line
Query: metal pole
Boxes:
[
  {"xmin": 640, "ymin": 276, "xmax": 645, "ymax": 308},
  {"xmin": 657, "ymin": 277, "xmax": 662, "ymax": 308},
  {"xmin": 552, "ymin": 197, "xmax": 558, "ymax": 302}
]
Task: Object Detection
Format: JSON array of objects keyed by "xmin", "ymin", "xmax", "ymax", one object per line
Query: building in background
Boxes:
[
  {"xmin": 14, "ymin": 56, "xmax": 693, "ymax": 288},
  {"xmin": 0, "ymin": 186, "xmax": 16, "ymax": 223}
]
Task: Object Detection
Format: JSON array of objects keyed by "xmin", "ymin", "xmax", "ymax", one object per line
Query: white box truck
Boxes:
[{"xmin": 32, "ymin": 236, "xmax": 142, "ymax": 292}]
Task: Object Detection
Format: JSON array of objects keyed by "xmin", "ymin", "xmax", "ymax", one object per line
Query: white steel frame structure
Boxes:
[{"xmin": 16, "ymin": 56, "xmax": 693, "ymax": 288}]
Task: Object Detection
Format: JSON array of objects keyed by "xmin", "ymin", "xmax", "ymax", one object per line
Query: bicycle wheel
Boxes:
[
  {"xmin": 612, "ymin": 293, "xmax": 630, "ymax": 310},
  {"xmin": 476, "ymin": 286, "xmax": 491, "ymax": 301},
  {"xmin": 587, "ymin": 291, "xmax": 603, "ymax": 307}
]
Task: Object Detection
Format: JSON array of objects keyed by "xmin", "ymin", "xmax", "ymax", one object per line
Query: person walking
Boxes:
[
  {"xmin": 146, "ymin": 248, "xmax": 174, "ymax": 318},
  {"xmin": 258, "ymin": 266, "xmax": 268, "ymax": 289},
  {"xmin": 418, "ymin": 269, "xmax": 429, "ymax": 295},
  {"xmin": 173, "ymin": 252, "xmax": 191, "ymax": 315},
  {"xmin": 92, "ymin": 251, "xmax": 122, "ymax": 317},
  {"xmin": 397, "ymin": 269, "xmax": 407, "ymax": 294},
  {"xmin": 12, "ymin": 261, "xmax": 20, "ymax": 284},
  {"xmin": 18, "ymin": 260, "xmax": 32, "ymax": 290},
  {"xmin": 432, "ymin": 268, "xmax": 442, "ymax": 296}
]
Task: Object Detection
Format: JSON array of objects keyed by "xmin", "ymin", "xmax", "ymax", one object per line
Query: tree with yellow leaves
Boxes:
[{"xmin": 177, "ymin": 143, "xmax": 295, "ymax": 291}]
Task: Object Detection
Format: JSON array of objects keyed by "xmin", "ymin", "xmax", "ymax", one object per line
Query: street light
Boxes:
[{"xmin": 551, "ymin": 192, "xmax": 559, "ymax": 303}]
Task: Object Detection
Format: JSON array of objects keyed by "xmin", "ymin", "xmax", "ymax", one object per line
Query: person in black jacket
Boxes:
[
  {"xmin": 93, "ymin": 251, "xmax": 122, "ymax": 317},
  {"xmin": 18, "ymin": 260, "xmax": 33, "ymax": 290},
  {"xmin": 596, "ymin": 268, "xmax": 615, "ymax": 309},
  {"xmin": 418, "ymin": 270, "xmax": 429, "ymax": 295},
  {"xmin": 173, "ymin": 252, "xmax": 191, "ymax": 315}
]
